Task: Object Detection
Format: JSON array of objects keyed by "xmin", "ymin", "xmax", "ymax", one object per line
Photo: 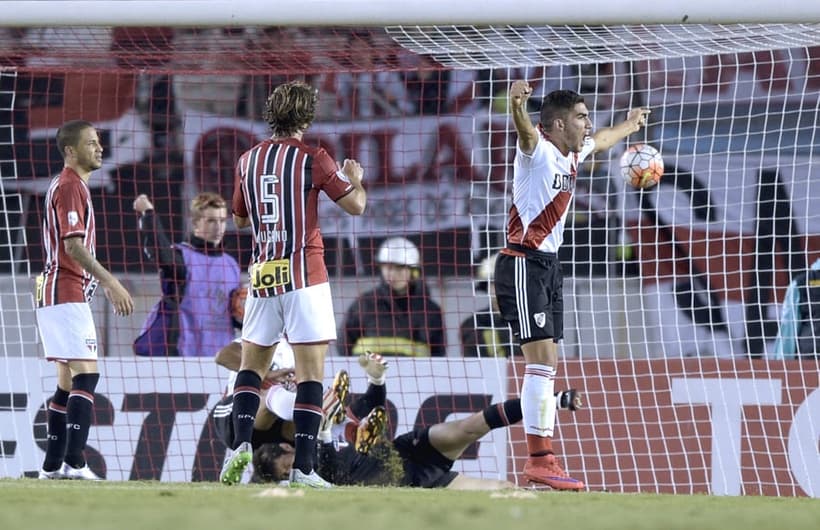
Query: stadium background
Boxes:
[{"xmin": 0, "ymin": 24, "xmax": 818, "ymax": 496}]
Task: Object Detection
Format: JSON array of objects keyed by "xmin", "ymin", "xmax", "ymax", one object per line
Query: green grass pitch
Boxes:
[{"xmin": 1, "ymin": 480, "xmax": 818, "ymax": 530}]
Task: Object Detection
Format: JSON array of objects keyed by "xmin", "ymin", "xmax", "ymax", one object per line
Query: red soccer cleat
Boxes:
[{"xmin": 522, "ymin": 454, "xmax": 585, "ymax": 491}]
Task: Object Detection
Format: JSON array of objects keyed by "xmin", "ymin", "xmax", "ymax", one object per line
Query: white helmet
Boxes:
[{"xmin": 376, "ymin": 237, "xmax": 420, "ymax": 267}]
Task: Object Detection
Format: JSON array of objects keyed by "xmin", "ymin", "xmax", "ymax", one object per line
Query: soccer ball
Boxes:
[{"xmin": 620, "ymin": 143, "xmax": 664, "ymax": 189}]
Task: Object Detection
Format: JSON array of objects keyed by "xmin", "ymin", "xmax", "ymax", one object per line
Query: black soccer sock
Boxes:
[
  {"xmin": 293, "ymin": 381, "xmax": 323, "ymax": 474},
  {"xmin": 64, "ymin": 373, "xmax": 99, "ymax": 469},
  {"xmin": 42, "ymin": 386, "xmax": 70, "ymax": 472},
  {"xmin": 231, "ymin": 370, "xmax": 262, "ymax": 450},
  {"xmin": 482, "ymin": 398, "xmax": 523, "ymax": 430},
  {"xmin": 349, "ymin": 383, "xmax": 387, "ymax": 421}
]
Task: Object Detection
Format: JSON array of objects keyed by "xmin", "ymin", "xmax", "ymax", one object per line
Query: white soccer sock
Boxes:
[{"xmin": 521, "ymin": 363, "xmax": 556, "ymax": 437}]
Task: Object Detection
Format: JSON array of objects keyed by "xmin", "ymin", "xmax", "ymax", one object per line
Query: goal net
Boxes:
[{"xmin": 0, "ymin": 22, "xmax": 818, "ymax": 495}]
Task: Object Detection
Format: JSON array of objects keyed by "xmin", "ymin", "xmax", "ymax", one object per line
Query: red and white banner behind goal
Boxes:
[{"xmin": 0, "ymin": 357, "xmax": 816, "ymax": 497}]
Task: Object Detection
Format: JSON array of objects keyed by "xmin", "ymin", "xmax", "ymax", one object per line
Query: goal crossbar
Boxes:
[{"xmin": 1, "ymin": 0, "xmax": 820, "ymax": 27}]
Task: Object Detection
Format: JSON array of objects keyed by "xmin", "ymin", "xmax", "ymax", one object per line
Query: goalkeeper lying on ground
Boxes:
[{"xmin": 212, "ymin": 340, "xmax": 582, "ymax": 489}]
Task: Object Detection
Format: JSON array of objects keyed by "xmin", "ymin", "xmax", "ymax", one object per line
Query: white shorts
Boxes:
[
  {"xmin": 36, "ymin": 303, "xmax": 98, "ymax": 361},
  {"xmin": 242, "ymin": 283, "xmax": 337, "ymax": 346}
]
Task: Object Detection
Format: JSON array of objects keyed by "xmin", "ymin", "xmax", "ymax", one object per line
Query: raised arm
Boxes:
[
  {"xmin": 335, "ymin": 159, "xmax": 367, "ymax": 215},
  {"xmin": 509, "ymin": 80, "xmax": 539, "ymax": 155},
  {"xmin": 591, "ymin": 107, "xmax": 651, "ymax": 153},
  {"xmin": 133, "ymin": 194, "xmax": 186, "ymax": 282},
  {"xmin": 64, "ymin": 236, "xmax": 133, "ymax": 316}
]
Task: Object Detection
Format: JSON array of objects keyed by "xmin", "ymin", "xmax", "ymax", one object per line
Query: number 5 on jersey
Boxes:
[{"xmin": 260, "ymin": 173, "xmax": 280, "ymax": 224}]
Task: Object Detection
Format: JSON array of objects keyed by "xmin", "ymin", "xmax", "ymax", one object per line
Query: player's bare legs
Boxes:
[
  {"xmin": 239, "ymin": 341, "xmax": 276, "ymax": 375},
  {"xmin": 522, "ymin": 339, "xmax": 558, "ymax": 365},
  {"xmin": 291, "ymin": 342, "xmax": 325, "ymax": 383},
  {"xmin": 428, "ymin": 412, "xmax": 493, "ymax": 461},
  {"xmin": 428, "ymin": 398, "xmax": 520, "ymax": 491},
  {"xmin": 56, "ymin": 361, "xmax": 74, "ymax": 389},
  {"xmin": 428, "ymin": 389, "xmax": 584, "ymax": 461}
]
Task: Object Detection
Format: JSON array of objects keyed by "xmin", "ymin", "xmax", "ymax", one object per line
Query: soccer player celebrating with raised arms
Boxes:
[
  {"xmin": 221, "ymin": 81, "xmax": 366, "ymax": 488},
  {"xmin": 494, "ymin": 81, "xmax": 649, "ymax": 490}
]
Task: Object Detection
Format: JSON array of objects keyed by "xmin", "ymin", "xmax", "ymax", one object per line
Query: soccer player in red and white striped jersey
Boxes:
[
  {"xmin": 35, "ymin": 120, "xmax": 133, "ymax": 480},
  {"xmin": 495, "ymin": 81, "xmax": 649, "ymax": 490},
  {"xmin": 222, "ymin": 81, "xmax": 366, "ymax": 488}
]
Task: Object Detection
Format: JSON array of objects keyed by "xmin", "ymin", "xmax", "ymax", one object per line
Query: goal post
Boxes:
[
  {"xmin": 0, "ymin": 18, "xmax": 818, "ymax": 495},
  {"xmin": 2, "ymin": 0, "xmax": 820, "ymax": 25}
]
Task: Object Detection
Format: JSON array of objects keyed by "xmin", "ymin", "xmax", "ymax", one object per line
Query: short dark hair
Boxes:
[
  {"xmin": 56, "ymin": 120, "xmax": 95, "ymax": 160},
  {"xmin": 539, "ymin": 90, "xmax": 585, "ymax": 129},
  {"xmin": 250, "ymin": 443, "xmax": 291, "ymax": 483},
  {"xmin": 263, "ymin": 81, "xmax": 317, "ymax": 137}
]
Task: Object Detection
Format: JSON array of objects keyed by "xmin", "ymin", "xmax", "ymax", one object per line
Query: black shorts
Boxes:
[
  {"xmin": 494, "ymin": 248, "xmax": 564, "ymax": 344},
  {"xmin": 393, "ymin": 427, "xmax": 458, "ymax": 488}
]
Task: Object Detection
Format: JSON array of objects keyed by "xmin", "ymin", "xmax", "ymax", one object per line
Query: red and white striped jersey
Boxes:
[
  {"xmin": 38, "ymin": 167, "xmax": 98, "ymax": 306},
  {"xmin": 504, "ymin": 133, "xmax": 595, "ymax": 253},
  {"xmin": 232, "ymin": 137, "xmax": 353, "ymax": 296}
]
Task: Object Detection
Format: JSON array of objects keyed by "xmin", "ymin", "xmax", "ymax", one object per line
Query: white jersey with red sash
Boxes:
[{"xmin": 504, "ymin": 133, "xmax": 595, "ymax": 254}]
